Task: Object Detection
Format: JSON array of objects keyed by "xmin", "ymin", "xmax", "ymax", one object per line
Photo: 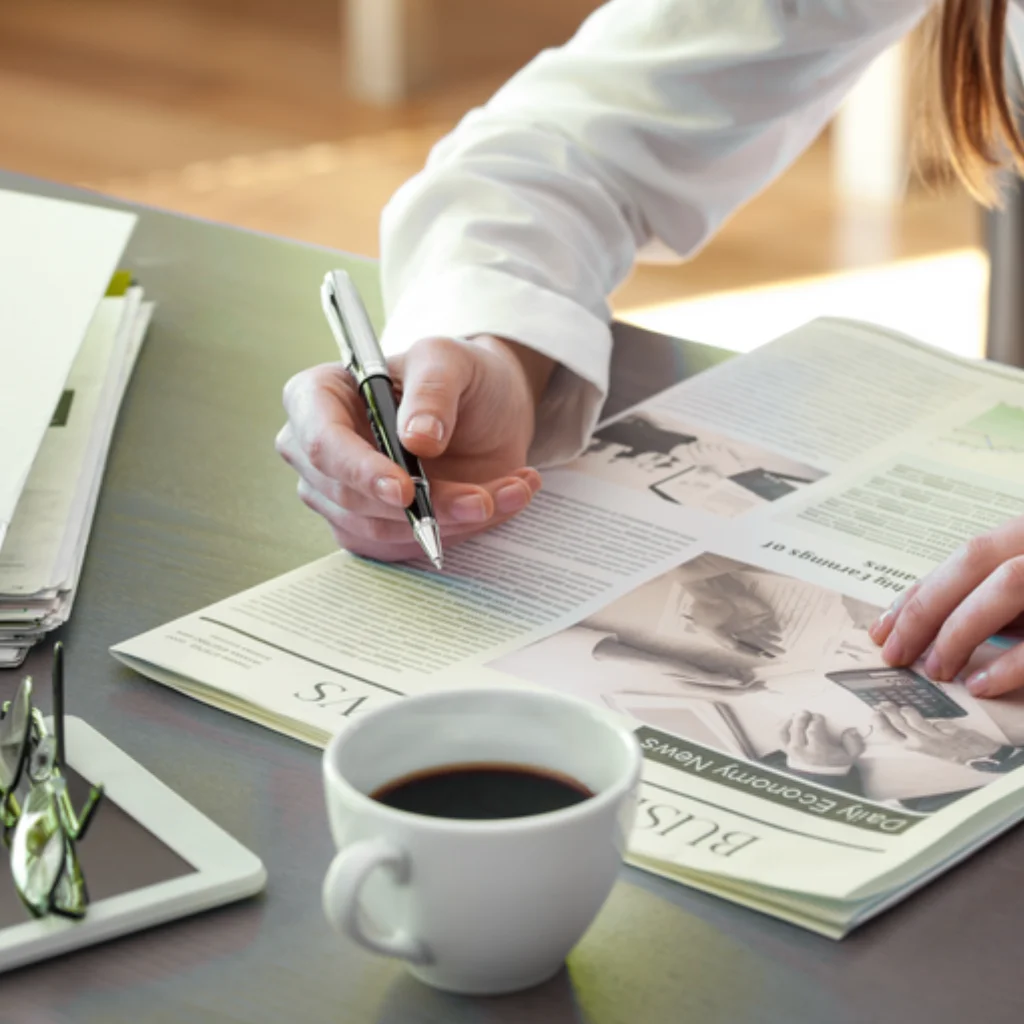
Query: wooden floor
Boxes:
[
  {"xmin": 0, "ymin": 0, "xmax": 508, "ymax": 180},
  {"xmin": 0, "ymin": 0, "xmax": 982, "ymax": 316}
]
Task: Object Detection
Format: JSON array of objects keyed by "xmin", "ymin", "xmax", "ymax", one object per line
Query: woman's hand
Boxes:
[
  {"xmin": 276, "ymin": 335, "xmax": 552, "ymax": 562},
  {"xmin": 869, "ymin": 515, "xmax": 1024, "ymax": 698}
]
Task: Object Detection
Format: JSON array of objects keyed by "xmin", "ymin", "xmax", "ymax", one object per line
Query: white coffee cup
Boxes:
[{"xmin": 321, "ymin": 686, "xmax": 642, "ymax": 996}]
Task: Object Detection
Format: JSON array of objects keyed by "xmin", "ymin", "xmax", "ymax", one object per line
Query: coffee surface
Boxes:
[{"xmin": 371, "ymin": 763, "xmax": 593, "ymax": 820}]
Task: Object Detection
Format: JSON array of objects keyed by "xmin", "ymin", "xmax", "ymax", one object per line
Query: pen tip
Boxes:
[{"xmin": 413, "ymin": 519, "xmax": 444, "ymax": 571}]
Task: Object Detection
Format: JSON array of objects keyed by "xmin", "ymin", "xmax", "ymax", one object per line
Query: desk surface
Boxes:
[{"xmin": 2, "ymin": 170, "xmax": 1022, "ymax": 1024}]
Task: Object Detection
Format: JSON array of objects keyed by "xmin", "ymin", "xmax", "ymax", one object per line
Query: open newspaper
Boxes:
[{"xmin": 112, "ymin": 317, "xmax": 1024, "ymax": 936}]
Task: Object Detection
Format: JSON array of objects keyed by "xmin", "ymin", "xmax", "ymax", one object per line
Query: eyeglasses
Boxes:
[{"xmin": 0, "ymin": 643, "xmax": 103, "ymax": 919}]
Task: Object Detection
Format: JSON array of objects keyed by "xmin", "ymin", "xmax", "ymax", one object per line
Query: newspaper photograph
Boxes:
[
  {"xmin": 491, "ymin": 551, "xmax": 1024, "ymax": 815},
  {"xmin": 780, "ymin": 392, "xmax": 1024, "ymax": 575},
  {"xmin": 929, "ymin": 401, "xmax": 1024, "ymax": 477},
  {"xmin": 568, "ymin": 411, "xmax": 825, "ymax": 517}
]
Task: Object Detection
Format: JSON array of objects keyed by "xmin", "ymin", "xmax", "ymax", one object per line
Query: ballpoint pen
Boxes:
[
  {"xmin": 724, "ymin": 630, "xmax": 786, "ymax": 659},
  {"xmin": 319, "ymin": 270, "xmax": 443, "ymax": 570}
]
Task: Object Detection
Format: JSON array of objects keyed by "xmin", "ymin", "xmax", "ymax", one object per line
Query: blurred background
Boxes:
[{"xmin": 0, "ymin": 0, "xmax": 985, "ymax": 357}]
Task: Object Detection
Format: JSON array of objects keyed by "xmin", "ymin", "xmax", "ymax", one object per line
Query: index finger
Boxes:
[
  {"xmin": 896, "ymin": 705, "xmax": 943, "ymax": 737},
  {"xmin": 787, "ymin": 710, "xmax": 812, "ymax": 753},
  {"xmin": 872, "ymin": 709, "xmax": 906, "ymax": 744},
  {"xmin": 804, "ymin": 713, "xmax": 830, "ymax": 751},
  {"xmin": 876, "ymin": 703, "xmax": 912, "ymax": 739},
  {"xmin": 875, "ymin": 519, "xmax": 1024, "ymax": 667},
  {"xmin": 779, "ymin": 716, "xmax": 795, "ymax": 748},
  {"xmin": 282, "ymin": 364, "xmax": 414, "ymax": 504}
]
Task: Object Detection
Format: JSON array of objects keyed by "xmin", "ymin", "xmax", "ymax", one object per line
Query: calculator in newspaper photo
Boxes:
[{"xmin": 824, "ymin": 667, "xmax": 968, "ymax": 719}]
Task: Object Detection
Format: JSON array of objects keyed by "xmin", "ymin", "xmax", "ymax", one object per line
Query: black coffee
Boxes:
[{"xmin": 371, "ymin": 763, "xmax": 594, "ymax": 820}]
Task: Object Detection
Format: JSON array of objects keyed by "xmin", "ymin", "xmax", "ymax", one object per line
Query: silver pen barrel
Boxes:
[{"xmin": 321, "ymin": 271, "xmax": 387, "ymax": 382}]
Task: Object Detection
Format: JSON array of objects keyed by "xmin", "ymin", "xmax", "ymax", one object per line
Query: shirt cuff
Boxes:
[
  {"xmin": 379, "ymin": 265, "xmax": 610, "ymax": 468},
  {"xmin": 785, "ymin": 758, "xmax": 852, "ymax": 777}
]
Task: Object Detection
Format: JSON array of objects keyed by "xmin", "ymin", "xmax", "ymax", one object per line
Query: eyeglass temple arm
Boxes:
[
  {"xmin": 52, "ymin": 643, "xmax": 65, "ymax": 768},
  {"xmin": 56, "ymin": 783, "xmax": 103, "ymax": 843}
]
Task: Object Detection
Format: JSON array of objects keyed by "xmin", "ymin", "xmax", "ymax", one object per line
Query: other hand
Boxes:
[
  {"xmin": 873, "ymin": 703, "xmax": 1001, "ymax": 764},
  {"xmin": 869, "ymin": 516, "xmax": 1024, "ymax": 698},
  {"xmin": 276, "ymin": 335, "xmax": 550, "ymax": 562}
]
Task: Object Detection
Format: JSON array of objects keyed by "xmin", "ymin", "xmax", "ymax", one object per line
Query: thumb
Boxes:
[
  {"xmin": 396, "ymin": 337, "xmax": 474, "ymax": 458},
  {"xmin": 841, "ymin": 728, "xmax": 866, "ymax": 759}
]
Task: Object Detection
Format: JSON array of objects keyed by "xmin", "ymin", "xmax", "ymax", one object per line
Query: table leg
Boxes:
[
  {"xmin": 343, "ymin": 0, "xmax": 437, "ymax": 105},
  {"xmin": 833, "ymin": 40, "xmax": 908, "ymax": 204},
  {"xmin": 984, "ymin": 176, "xmax": 1024, "ymax": 368}
]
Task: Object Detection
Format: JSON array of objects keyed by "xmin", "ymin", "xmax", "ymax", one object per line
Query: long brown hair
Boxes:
[{"xmin": 935, "ymin": 0, "xmax": 1024, "ymax": 203}]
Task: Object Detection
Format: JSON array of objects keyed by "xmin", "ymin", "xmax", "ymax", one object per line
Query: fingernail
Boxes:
[
  {"xmin": 495, "ymin": 483, "xmax": 530, "ymax": 515},
  {"xmin": 967, "ymin": 670, "xmax": 990, "ymax": 697},
  {"xmin": 869, "ymin": 608, "xmax": 893, "ymax": 643},
  {"xmin": 405, "ymin": 414, "xmax": 444, "ymax": 442},
  {"xmin": 882, "ymin": 634, "xmax": 903, "ymax": 665},
  {"xmin": 374, "ymin": 476, "xmax": 405, "ymax": 507},
  {"xmin": 451, "ymin": 494, "xmax": 489, "ymax": 523},
  {"xmin": 517, "ymin": 467, "xmax": 543, "ymax": 491},
  {"xmin": 924, "ymin": 649, "xmax": 944, "ymax": 680}
]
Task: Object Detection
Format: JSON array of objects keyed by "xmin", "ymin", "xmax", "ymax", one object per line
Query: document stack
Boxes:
[{"xmin": 0, "ymin": 189, "xmax": 149, "ymax": 668}]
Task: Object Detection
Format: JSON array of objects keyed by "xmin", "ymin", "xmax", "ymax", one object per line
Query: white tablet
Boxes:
[{"xmin": 0, "ymin": 717, "xmax": 266, "ymax": 973}]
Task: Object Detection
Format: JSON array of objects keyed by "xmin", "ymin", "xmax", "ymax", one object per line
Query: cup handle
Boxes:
[{"xmin": 322, "ymin": 837, "xmax": 431, "ymax": 964}]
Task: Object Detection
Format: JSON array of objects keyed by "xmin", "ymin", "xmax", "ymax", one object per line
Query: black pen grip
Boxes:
[{"xmin": 360, "ymin": 376, "xmax": 431, "ymax": 514}]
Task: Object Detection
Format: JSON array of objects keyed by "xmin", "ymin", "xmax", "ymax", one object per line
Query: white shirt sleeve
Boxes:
[
  {"xmin": 1008, "ymin": 4, "xmax": 1024, "ymax": 78},
  {"xmin": 379, "ymin": 0, "xmax": 928, "ymax": 467}
]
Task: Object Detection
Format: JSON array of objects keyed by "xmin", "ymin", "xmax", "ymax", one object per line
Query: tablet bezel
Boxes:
[{"xmin": 0, "ymin": 716, "xmax": 266, "ymax": 973}]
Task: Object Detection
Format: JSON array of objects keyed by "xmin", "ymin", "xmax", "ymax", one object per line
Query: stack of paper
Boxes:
[{"xmin": 0, "ymin": 189, "xmax": 149, "ymax": 668}]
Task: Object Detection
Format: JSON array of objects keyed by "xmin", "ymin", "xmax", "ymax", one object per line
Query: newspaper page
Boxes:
[{"xmin": 111, "ymin": 318, "xmax": 1024, "ymax": 934}]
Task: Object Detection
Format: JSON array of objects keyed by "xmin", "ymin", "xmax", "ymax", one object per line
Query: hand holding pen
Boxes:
[
  {"xmin": 320, "ymin": 270, "xmax": 444, "ymax": 568},
  {"xmin": 275, "ymin": 270, "xmax": 544, "ymax": 565}
]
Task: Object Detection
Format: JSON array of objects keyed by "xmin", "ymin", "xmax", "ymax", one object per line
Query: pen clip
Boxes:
[
  {"xmin": 320, "ymin": 270, "xmax": 389, "ymax": 381},
  {"xmin": 320, "ymin": 273, "xmax": 357, "ymax": 372}
]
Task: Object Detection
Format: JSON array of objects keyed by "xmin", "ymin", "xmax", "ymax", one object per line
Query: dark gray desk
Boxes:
[{"xmin": 2, "ymin": 169, "xmax": 1022, "ymax": 1024}]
